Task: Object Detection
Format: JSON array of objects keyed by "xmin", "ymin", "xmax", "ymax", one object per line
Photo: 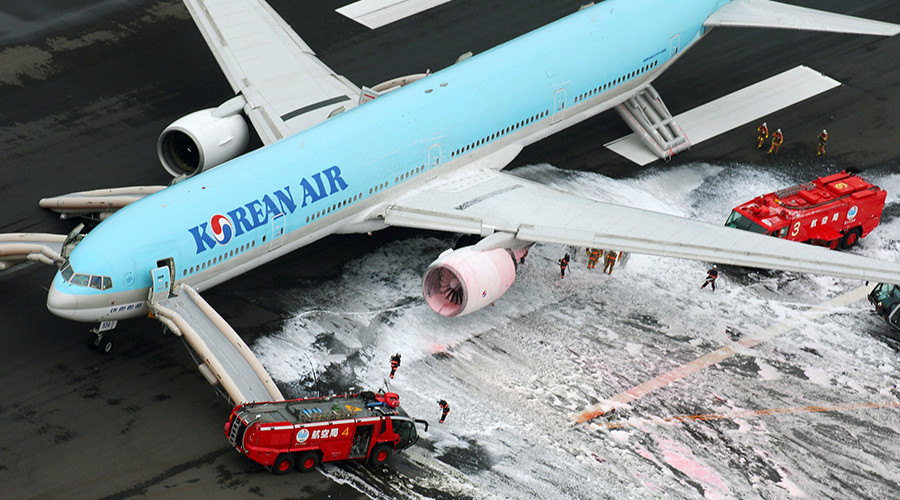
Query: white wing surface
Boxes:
[
  {"xmin": 705, "ymin": 0, "xmax": 900, "ymax": 36},
  {"xmin": 182, "ymin": 0, "xmax": 361, "ymax": 144},
  {"xmin": 380, "ymin": 167, "xmax": 900, "ymax": 285}
]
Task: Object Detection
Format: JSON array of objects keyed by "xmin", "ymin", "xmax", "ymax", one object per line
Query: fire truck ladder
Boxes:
[
  {"xmin": 615, "ymin": 84, "xmax": 690, "ymax": 161},
  {"xmin": 150, "ymin": 283, "xmax": 284, "ymax": 405}
]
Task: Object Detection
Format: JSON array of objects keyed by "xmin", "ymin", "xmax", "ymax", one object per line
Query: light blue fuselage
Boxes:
[{"xmin": 49, "ymin": 0, "xmax": 725, "ymax": 322}]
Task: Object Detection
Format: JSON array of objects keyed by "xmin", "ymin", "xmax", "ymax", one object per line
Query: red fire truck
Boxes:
[
  {"xmin": 224, "ymin": 391, "xmax": 428, "ymax": 474},
  {"xmin": 724, "ymin": 171, "xmax": 886, "ymax": 249}
]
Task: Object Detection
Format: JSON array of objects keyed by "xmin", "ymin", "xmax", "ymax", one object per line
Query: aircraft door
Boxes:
[
  {"xmin": 670, "ymin": 34, "xmax": 680, "ymax": 58},
  {"xmin": 428, "ymin": 144, "xmax": 441, "ymax": 169},
  {"xmin": 149, "ymin": 266, "xmax": 171, "ymax": 304},
  {"xmin": 551, "ymin": 89, "xmax": 567, "ymax": 124},
  {"xmin": 269, "ymin": 213, "xmax": 286, "ymax": 251}
]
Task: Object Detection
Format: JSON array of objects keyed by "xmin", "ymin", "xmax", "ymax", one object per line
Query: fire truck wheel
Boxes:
[
  {"xmin": 827, "ymin": 238, "xmax": 840, "ymax": 250},
  {"xmin": 369, "ymin": 444, "xmax": 393, "ymax": 465},
  {"xmin": 272, "ymin": 453, "xmax": 295, "ymax": 475},
  {"xmin": 841, "ymin": 229, "xmax": 861, "ymax": 249},
  {"xmin": 295, "ymin": 451, "xmax": 320, "ymax": 472}
]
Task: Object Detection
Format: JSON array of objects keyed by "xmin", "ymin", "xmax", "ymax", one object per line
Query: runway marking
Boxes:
[
  {"xmin": 337, "ymin": 0, "xmax": 453, "ymax": 30},
  {"xmin": 574, "ymin": 284, "xmax": 873, "ymax": 423},
  {"xmin": 595, "ymin": 401, "xmax": 900, "ymax": 429}
]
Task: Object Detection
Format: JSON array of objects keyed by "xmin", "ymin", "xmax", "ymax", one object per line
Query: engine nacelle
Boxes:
[
  {"xmin": 423, "ymin": 247, "xmax": 517, "ymax": 317},
  {"xmin": 157, "ymin": 108, "xmax": 249, "ymax": 178}
]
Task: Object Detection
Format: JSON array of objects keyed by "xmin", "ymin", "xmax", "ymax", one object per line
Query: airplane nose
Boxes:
[{"xmin": 47, "ymin": 283, "xmax": 78, "ymax": 318}]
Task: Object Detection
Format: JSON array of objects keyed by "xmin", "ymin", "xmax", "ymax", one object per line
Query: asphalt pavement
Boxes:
[{"xmin": 0, "ymin": 1, "xmax": 897, "ymax": 498}]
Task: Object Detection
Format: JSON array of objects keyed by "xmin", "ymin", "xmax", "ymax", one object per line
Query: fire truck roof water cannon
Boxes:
[
  {"xmin": 724, "ymin": 171, "xmax": 886, "ymax": 250},
  {"xmin": 225, "ymin": 390, "xmax": 428, "ymax": 474}
]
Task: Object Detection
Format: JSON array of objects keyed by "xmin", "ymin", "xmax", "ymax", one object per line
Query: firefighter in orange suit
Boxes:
[
  {"xmin": 768, "ymin": 129, "xmax": 783, "ymax": 155},
  {"xmin": 438, "ymin": 399, "xmax": 450, "ymax": 423},
  {"xmin": 756, "ymin": 122, "xmax": 768, "ymax": 149},
  {"xmin": 586, "ymin": 248, "xmax": 601, "ymax": 269},
  {"xmin": 817, "ymin": 129, "xmax": 828, "ymax": 156},
  {"xmin": 603, "ymin": 250, "xmax": 618, "ymax": 275},
  {"xmin": 390, "ymin": 353, "xmax": 401, "ymax": 379}
]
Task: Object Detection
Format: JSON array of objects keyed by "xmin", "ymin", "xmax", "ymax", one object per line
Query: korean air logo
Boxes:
[
  {"xmin": 210, "ymin": 214, "xmax": 233, "ymax": 245},
  {"xmin": 296, "ymin": 429, "xmax": 310, "ymax": 443},
  {"xmin": 847, "ymin": 206, "xmax": 859, "ymax": 221}
]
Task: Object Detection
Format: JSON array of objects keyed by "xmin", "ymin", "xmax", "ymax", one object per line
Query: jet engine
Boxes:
[
  {"xmin": 422, "ymin": 246, "xmax": 518, "ymax": 317},
  {"xmin": 157, "ymin": 100, "xmax": 250, "ymax": 178}
]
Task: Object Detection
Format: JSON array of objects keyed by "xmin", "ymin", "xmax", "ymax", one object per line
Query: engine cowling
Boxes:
[
  {"xmin": 422, "ymin": 247, "xmax": 517, "ymax": 317},
  {"xmin": 157, "ymin": 108, "xmax": 249, "ymax": 178}
]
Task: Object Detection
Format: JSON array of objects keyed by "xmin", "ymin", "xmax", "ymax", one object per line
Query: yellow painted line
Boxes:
[
  {"xmin": 596, "ymin": 401, "xmax": 900, "ymax": 429},
  {"xmin": 574, "ymin": 284, "xmax": 874, "ymax": 424}
]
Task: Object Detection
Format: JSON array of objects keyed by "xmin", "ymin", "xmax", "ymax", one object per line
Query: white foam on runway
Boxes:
[{"xmin": 254, "ymin": 163, "xmax": 900, "ymax": 499}]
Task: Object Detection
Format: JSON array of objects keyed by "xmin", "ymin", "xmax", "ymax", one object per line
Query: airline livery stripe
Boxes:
[{"xmin": 281, "ymin": 96, "xmax": 351, "ymax": 121}]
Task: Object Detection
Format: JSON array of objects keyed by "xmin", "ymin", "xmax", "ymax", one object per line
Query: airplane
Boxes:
[{"xmin": 2, "ymin": 0, "xmax": 900, "ymax": 401}]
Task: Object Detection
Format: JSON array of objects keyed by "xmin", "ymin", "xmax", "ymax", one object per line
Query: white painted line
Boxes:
[
  {"xmin": 337, "ymin": 0, "xmax": 453, "ymax": 30},
  {"xmin": 606, "ymin": 65, "xmax": 841, "ymax": 165},
  {"xmin": 574, "ymin": 284, "xmax": 873, "ymax": 423}
]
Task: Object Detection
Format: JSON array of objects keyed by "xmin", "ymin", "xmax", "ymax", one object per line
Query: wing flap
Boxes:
[
  {"xmin": 383, "ymin": 168, "xmax": 900, "ymax": 285},
  {"xmin": 183, "ymin": 0, "xmax": 361, "ymax": 143},
  {"xmin": 705, "ymin": 0, "xmax": 900, "ymax": 36}
]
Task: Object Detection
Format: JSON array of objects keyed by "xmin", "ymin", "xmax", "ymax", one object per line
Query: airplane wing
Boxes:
[
  {"xmin": 182, "ymin": 0, "xmax": 361, "ymax": 144},
  {"xmin": 705, "ymin": 0, "xmax": 900, "ymax": 36},
  {"xmin": 377, "ymin": 164, "xmax": 900, "ymax": 285}
]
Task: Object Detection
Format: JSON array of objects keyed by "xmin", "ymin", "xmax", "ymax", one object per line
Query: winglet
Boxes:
[{"xmin": 705, "ymin": 0, "xmax": 900, "ymax": 36}]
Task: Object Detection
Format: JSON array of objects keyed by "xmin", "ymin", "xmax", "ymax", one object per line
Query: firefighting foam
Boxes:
[{"xmin": 252, "ymin": 163, "xmax": 900, "ymax": 499}]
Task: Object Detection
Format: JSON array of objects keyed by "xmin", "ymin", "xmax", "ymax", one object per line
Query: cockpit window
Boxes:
[
  {"xmin": 70, "ymin": 273, "xmax": 90, "ymax": 286},
  {"xmin": 61, "ymin": 262, "xmax": 74, "ymax": 281},
  {"xmin": 60, "ymin": 260, "xmax": 113, "ymax": 290}
]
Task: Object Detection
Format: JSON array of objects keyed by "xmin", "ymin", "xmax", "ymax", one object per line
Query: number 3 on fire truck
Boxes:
[{"xmin": 791, "ymin": 222, "xmax": 801, "ymax": 237}]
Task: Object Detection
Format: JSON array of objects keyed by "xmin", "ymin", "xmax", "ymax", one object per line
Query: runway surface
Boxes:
[{"xmin": 1, "ymin": 1, "xmax": 898, "ymax": 498}]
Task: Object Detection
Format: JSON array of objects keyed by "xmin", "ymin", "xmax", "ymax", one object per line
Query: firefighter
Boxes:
[
  {"xmin": 756, "ymin": 122, "xmax": 768, "ymax": 149},
  {"xmin": 768, "ymin": 129, "xmax": 783, "ymax": 155},
  {"xmin": 389, "ymin": 353, "xmax": 401, "ymax": 379},
  {"xmin": 558, "ymin": 253, "xmax": 570, "ymax": 278},
  {"xmin": 586, "ymin": 248, "xmax": 601, "ymax": 269},
  {"xmin": 603, "ymin": 250, "xmax": 618, "ymax": 275},
  {"xmin": 701, "ymin": 265, "xmax": 719, "ymax": 291},
  {"xmin": 817, "ymin": 129, "xmax": 828, "ymax": 156},
  {"xmin": 438, "ymin": 399, "xmax": 450, "ymax": 423}
]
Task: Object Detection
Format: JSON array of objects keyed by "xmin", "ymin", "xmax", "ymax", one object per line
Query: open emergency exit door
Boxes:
[{"xmin": 148, "ymin": 258, "xmax": 174, "ymax": 304}]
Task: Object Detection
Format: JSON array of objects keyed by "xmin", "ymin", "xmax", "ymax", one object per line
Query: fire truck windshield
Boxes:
[
  {"xmin": 725, "ymin": 210, "xmax": 768, "ymax": 234},
  {"xmin": 392, "ymin": 418, "xmax": 418, "ymax": 450}
]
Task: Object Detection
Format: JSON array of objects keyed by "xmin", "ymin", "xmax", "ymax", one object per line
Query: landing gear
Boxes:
[
  {"xmin": 88, "ymin": 332, "xmax": 113, "ymax": 354},
  {"xmin": 88, "ymin": 320, "xmax": 118, "ymax": 354}
]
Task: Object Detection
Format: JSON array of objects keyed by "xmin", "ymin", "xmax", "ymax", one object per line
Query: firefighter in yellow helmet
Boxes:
[
  {"xmin": 768, "ymin": 129, "xmax": 783, "ymax": 155},
  {"xmin": 817, "ymin": 129, "xmax": 828, "ymax": 156},
  {"xmin": 756, "ymin": 122, "xmax": 768, "ymax": 149}
]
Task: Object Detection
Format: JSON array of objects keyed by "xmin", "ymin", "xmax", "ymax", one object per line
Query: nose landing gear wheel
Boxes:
[{"xmin": 88, "ymin": 332, "xmax": 113, "ymax": 354}]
